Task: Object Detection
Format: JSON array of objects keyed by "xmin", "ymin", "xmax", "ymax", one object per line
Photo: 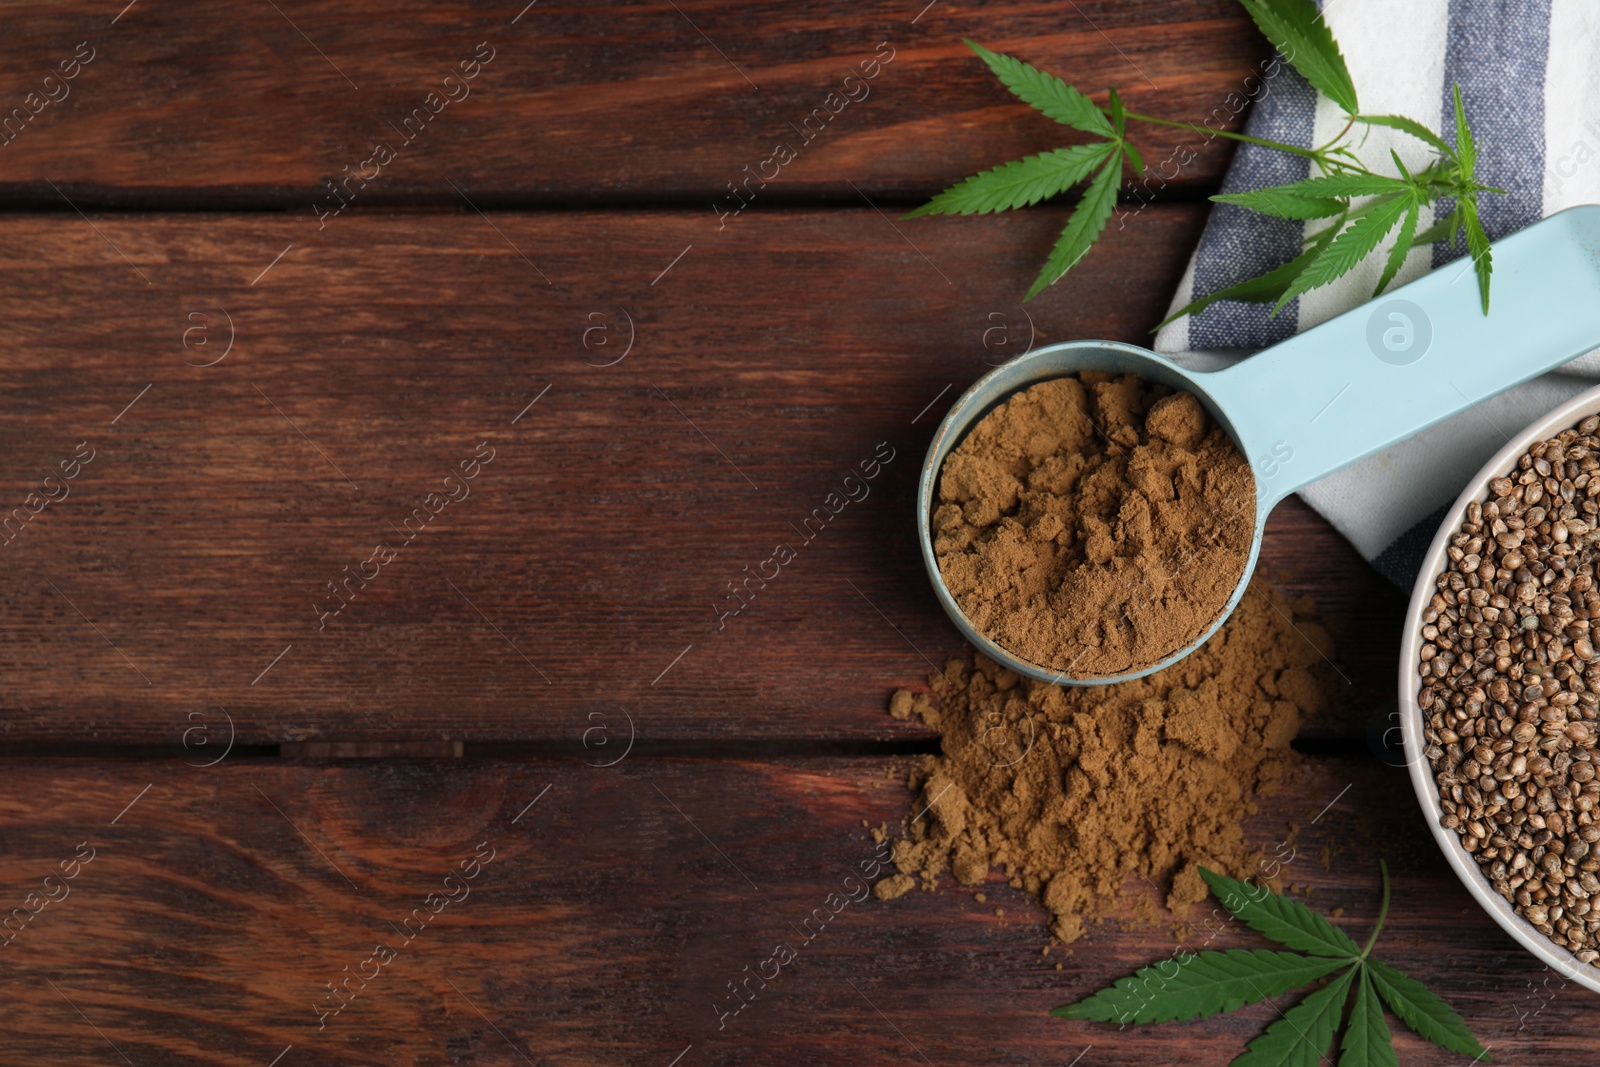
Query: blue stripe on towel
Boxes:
[
  {"xmin": 1434, "ymin": 0, "xmax": 1550, "ymax": 264},
  {"xmin": 1370, "ymin": 502, "xmax": 1453, "ymax": 590},
  {"xmin": 1187, "ymin": 63, "xmax": 1319, "ymax": 349}
]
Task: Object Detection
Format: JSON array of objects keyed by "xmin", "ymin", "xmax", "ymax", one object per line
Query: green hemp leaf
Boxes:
[
  {"xmin": 1237, "ymin": 0, "xmax": 1358, "ymax": 114},
  {"xmin": 1051, "ymin": 863, "xmax": 1491, "ymax": 1067},
  {"xmin": 908, "ymin": 0, "xmax": 1505, "ymax": 313}
]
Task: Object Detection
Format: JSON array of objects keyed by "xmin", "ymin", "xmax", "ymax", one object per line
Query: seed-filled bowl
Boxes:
[{"xmin": 1401, "ymin": 381, "xmax": 1600, "ymax": 992}]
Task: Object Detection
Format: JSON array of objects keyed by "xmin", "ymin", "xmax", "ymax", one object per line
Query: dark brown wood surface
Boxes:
[
  {"xmin": 2, "ymin": 1, "xmax": 1576, "ymax": 1063},
  {"xmin": 0, "ymin": 203, "xmax": 1404, "ymax": 747},
  {"xmin": 0, "ymin": 206, "xmax": 1243, "ymax": 747},
  {"xmin": 0, "ymin": 757, "xmax": 1582, "ymax": 1067},
  {"xmin": 0, "ymin": 0, "xmax": 1262, "ymax": 206}
]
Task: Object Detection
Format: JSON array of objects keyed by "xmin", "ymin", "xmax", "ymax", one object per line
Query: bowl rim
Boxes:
[{"xmin": 1400, "ymin": 379, "xmax": 1600, "ymax": 993}]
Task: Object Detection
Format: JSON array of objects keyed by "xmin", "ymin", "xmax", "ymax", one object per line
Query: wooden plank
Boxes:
[
  {"xmin": 0, "ymin": 756, "xmax": 1585, "ymax": 1065},
  {"xmin": 1259, "ymin": 496, "xmax": 1408, "ymax": 742},
  {"xmin": 0, "ymin": 204, "xmax": 1250, "ymax": 744},
  {"xmin": 0, "ymin": 0, "xmax": 1264, "ymax": 205},
  {"xmin": 0, "ymin": 205, "xmax": 1401, "ymax": 745}
]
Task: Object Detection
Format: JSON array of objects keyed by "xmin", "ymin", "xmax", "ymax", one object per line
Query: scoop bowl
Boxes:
[{"xmin": 916, "ymin": 340, "xmax": 1263, "ymax": 685}]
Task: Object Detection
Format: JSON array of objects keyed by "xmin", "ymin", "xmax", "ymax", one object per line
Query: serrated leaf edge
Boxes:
[
  {"xmin": 904, "ymin": 143, "xmax": 1116, "ymax": 218},
  {"xmin": 1052, "ymin": 950, "xmax": 1348, "ymax": 1026},
  {"xmin": 1024, "ymin": 155, "xmax": 1121, "ymax": 300},
  {"xmin": 1199, "ymin": 867, "xmax": 1363, "ymax": 959},
  {"xmin": 1229, "ymin": 966, "xmax": 1356, "ymax": 1067},
  {"xmin": 1366, "ymin": 957, "xmax": 1490, "ymax": 1061}
]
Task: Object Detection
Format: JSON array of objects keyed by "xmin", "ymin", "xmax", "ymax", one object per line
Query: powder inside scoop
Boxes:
[{"xmin": 932, "ymin": 371, "xmax": 1255, "ymax": 678}]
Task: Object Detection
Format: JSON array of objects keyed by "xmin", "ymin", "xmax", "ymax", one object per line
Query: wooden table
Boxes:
[{"xmin": 0, "ymin": 2, "xmax": 1584, "ymax": 1063}]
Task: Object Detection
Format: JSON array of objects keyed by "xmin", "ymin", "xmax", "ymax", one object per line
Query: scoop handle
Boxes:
[{"xmin": 1201, "ymin": 204, "xmax": 1600, "ymax": 507}]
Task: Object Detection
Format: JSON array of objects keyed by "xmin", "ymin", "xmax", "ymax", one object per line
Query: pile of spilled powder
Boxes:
[
  {"xmin": 875, "ymin": 576, "xmax": 1335, "ymax": 943},
  {"xmin": 933, "ymin": 371, "xmax": 1255, "ymax": 679}
]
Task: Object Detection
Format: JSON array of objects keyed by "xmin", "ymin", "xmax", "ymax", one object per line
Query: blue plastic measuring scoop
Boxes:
[{"xmin": 918, "ymin": 203, "xmax": 1600, "ymax": 686}]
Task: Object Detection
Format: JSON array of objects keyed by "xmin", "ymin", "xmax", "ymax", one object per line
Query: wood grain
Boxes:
[
  {"xmin": 0, "ymin": 0, "xmax": 1265, "ymax": 206},
  {"xmin": 2, "ymin": 3, "xmax": 1565, "ymax": 1062},
  {"xmin": 0, "ymin": 204, "xmax": 1274, "ymax": 746},
  {"xmin": 0, "ymin": 756, "xmax": 1576, "ymax": 1066},
  {"xmin": 1259, "ymin": 495, "xmax": 1409, "ymax": 742},
  {"xmin": 0, "ymin": 203, "xmax": 1405, "ymax": 747}
]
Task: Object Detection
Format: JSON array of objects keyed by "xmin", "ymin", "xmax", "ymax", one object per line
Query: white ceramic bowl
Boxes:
[{"xmin": 1401, "ymin": 381, "xmax": 1600, "ymax": 992}]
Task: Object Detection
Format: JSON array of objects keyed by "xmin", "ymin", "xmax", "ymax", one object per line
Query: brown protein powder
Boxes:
[
  {"xmin": 1419, "ymin": 413, "xmax": 1600, "ymax": 967},
  {"xmin": 876, "ymin": 576, "xmax": 1335, "ymax": 944},
  {"xmin": 933, "ymin": 371, "xmax": 1256, "ymax": 679}
]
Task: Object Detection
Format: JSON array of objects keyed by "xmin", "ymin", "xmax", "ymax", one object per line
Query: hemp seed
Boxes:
[{"xmin": 1422, "ymin": 413, "xmax": 1600, "ymax": 968}]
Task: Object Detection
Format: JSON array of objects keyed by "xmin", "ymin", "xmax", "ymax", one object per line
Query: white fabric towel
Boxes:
[{"xmin": 1153, "ymin": 0, "xmax": 1600, "ymax": 587}]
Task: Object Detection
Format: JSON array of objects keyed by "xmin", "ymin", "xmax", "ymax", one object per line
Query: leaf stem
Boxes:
[
  {"xmin": 1360, "ymin": 859, "xmax": 1391, "ymax": 960},
  {"xmin": 1312, "ymin": 114, "xmax": 1356, "ymax": 155},
  {"xmin": 1122, "ymin": 111, "xmax": 1327, "ymax": 161}
]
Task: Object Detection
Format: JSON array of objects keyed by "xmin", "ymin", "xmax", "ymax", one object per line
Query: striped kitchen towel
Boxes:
[{"xmin": 1153, "ymin": 0, "xmax": 1600, "ymax": 588}]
